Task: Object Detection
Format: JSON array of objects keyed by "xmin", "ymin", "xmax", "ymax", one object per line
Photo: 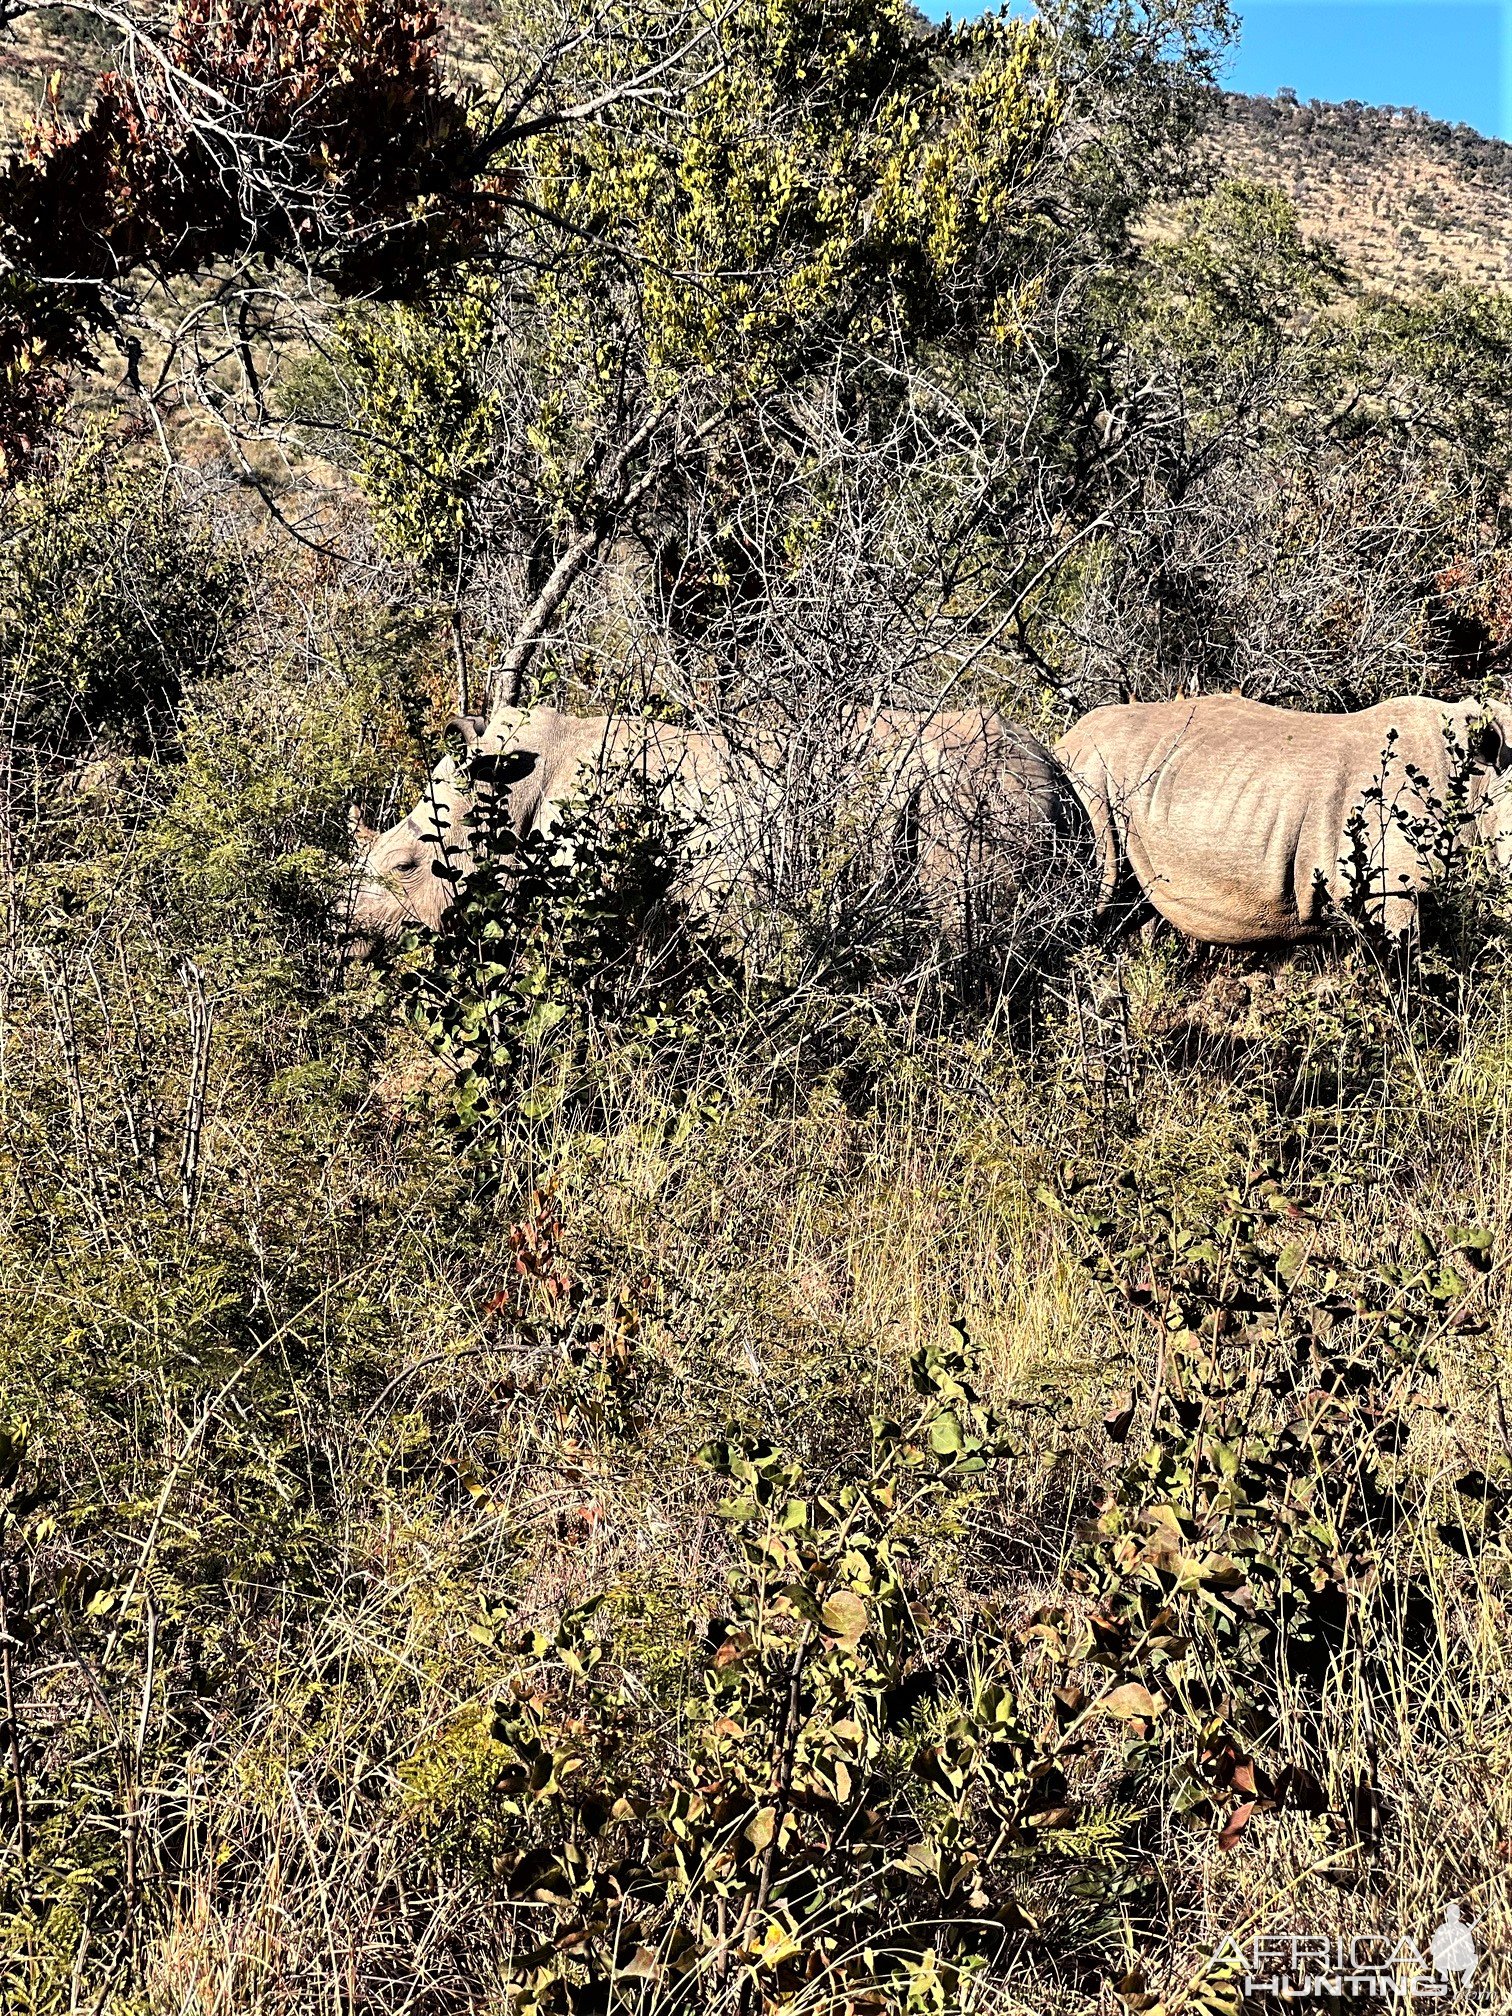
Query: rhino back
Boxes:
[
  {"xmin": 1058, "ymin": 696, "xmax": 1467, "ymax": 944},
  {"xmin": 865, "ymin": 708, "xmax": 1097, "ymax": 961}
]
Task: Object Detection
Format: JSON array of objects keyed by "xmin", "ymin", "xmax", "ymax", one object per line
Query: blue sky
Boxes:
[
  {"xmin": 1227, "ymin": 3, "xmax": 1507, "ymax": 138},
  {"xmin": 917, "ymin": 2, "xmax": 1512, "ymax": 141}
]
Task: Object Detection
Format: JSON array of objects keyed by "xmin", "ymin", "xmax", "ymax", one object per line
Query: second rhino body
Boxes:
[{"xmin": 1056, "ymin": 693, "xmax": 1512, "ymax": 945}]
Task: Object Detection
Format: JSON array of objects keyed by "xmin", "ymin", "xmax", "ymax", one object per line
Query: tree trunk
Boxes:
[
  {"xmin": 486, "ymin": 404, "xmax": 674, "ymax": 713},
  {"xmin": 493, "ymin": 521, "xmax": 607, "ymax": 707}
]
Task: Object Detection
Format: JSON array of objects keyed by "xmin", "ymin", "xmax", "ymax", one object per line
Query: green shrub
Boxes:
[
  {"xmin": 1048, "ymin": 1154, "xmax": 1494, "ymax": 1879},
  {"xmin": 403, "ymin": 759, "xmax": 743, "ymax": 1135},
  {"xmin": 458, "ymin": 1332, "xmax": 1148, "ymax": 2015},
  {"xmin": 0, "ymin": 431, "xmax": 238, "ymax": 755}
]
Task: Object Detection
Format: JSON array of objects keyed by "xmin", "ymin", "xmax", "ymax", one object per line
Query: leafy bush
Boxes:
[
  {"xmin": 1044, "ymin": 1153, "xmax": 1496, "ymax": 1895},
  {"xmin": 458, "ymin": 1331, "xmax": 1140, "ymax": 2015},
  {"xmin": 403, "ymin": 760, "xmax": 743, "ymax": 1133},
  {"xmin": 0, "ymin": 431, "xmax": 238, "ymax": 754}
]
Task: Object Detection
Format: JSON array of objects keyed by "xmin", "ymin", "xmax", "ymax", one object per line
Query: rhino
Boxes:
[
  {"xmin": 345, "ymin": 702, "xmax": 1096, "ymax": 977},
  {"xmin": 346, "ymin": 707, "xmax": 733, "ymax": 951},
  {"xmin": 1054, "ymin": 693, "xmax": 1512, "ymax": 945}
]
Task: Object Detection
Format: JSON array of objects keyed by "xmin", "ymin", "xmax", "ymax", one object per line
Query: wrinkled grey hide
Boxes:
[
  {"xmin": 1054, "ymin": 693, "xmax": 1512, "ymax": 945},
  {"xmin": 346, "ymin": 704, "xmax": 1095, "ymax": 974}
]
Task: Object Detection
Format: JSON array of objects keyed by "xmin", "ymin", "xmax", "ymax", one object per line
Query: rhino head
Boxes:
[{"xmin": 344, "ymin": 713, "xmax": 539, "ymax": 956}]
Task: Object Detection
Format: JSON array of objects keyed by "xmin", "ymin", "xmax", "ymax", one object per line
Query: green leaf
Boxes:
[
  {"xmin": 519, "ymin": 998, "xmax": 568, "ymax": 1047},
  {"xmin": 927, "ymin": 1411, "xmax": 965, "ymax": 1458},
  {"xmin": 520, "ymin": 1083, "xmax": 564, "ymax": 1120}
]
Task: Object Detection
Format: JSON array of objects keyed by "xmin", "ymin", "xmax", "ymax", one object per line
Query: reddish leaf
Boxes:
[
  {"xmin": 1087, "ymin": 1611, "xmax": 1126, "ymax": 1656},
  {"xmin": 713, "ymin": 1632, "xmax": 753, "ymax": 1671},
  {"xmin": 1102, "ymin": 1682, "xmax": 1158, "ymax": 1722},
  {"xmin": 1026, "ymin": 1803, "xmax": 1075, "ymax": 1829},
  {"xmin": 1218, "ymin": 1800, "xmax": 1256, "ymax": 1850},
  {"xmin": 1103, "ymin": 1391, "xmax": 1136, "ymax": 1444}
]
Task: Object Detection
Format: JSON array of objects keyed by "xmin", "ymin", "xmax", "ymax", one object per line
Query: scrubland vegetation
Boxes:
[
  {"xmin": 1197, "ymin": 92, "xmax": 1512, "ymax": 296},
  {"xmin": 3, "ymin": 0, "xmax": 1512, "ymax": 2010}
]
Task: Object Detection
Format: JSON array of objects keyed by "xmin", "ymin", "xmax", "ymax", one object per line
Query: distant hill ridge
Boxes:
[{"xmin": 1203, "ymin": 88, "xmax": 1512, "ymax": 293}]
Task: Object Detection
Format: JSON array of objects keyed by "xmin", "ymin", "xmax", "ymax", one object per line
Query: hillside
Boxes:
[
  {"xmin": 0, "ymin": 7, "xmax": 110, "ymax": 139},
  {"xmin": 1203, "ymin": 89, "xmax": 1512, "ymax": 292}
]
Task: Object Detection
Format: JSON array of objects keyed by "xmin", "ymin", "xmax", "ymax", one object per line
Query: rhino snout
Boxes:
[{"xmin": 343, "ymin": 823, "xmax": 462, "ymax": 955}]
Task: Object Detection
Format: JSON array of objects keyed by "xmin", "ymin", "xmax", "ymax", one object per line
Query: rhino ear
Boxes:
[
  {"xmin": 442, "ymin": 713, "xmax": 488, "ymax": 762},
  {"xmin": 442, "ymin": 711, "xmax": 536, "ymax": 789}
]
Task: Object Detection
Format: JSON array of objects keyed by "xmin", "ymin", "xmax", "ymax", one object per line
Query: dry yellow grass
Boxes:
[
  {"xmin": 30, "ymin": 938, "xmax": 1497, "ymax": 2014},
  {"xmin": 4, "ymin": 18, "xmax": 1512, "ymax": 2011},
  {"xmin": 1200, "ymin": 91, "xmax": 1512, "ymax": 293}
]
